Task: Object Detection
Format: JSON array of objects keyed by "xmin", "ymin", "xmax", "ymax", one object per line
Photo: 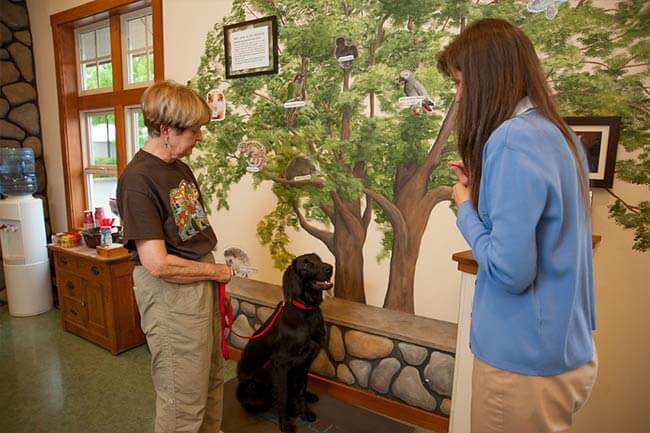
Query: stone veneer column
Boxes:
[
  {"xmin": 0, "ymin": 0, "xmax": 51, "ymax": 294},
  {"xmin": 0, "ymin": 0, "xmax": 49, "ymax": 227}
]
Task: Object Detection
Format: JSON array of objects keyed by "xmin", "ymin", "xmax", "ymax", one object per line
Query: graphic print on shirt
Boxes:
[{"xmin": 169, "ymin": 179, "xmax": 211, "ymax": 241}]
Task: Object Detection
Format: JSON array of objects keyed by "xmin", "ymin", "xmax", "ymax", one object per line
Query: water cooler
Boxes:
[{"xmin": 0, "ymin": 148, "xmax": 52, "ymax": 317}]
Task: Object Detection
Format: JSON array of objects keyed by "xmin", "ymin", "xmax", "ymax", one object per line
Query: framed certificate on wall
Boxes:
[{"xmin": 224, "ymin": 16, "xmax": 278, "ymax": 79}]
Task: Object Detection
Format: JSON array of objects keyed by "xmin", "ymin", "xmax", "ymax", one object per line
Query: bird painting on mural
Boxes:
[
  {"xmin": 286, "ymin": 73, "xmax": 305, "ymax": 128},
  {"xmin": 334, "ymin": 37, "xmax": 358, "ymax": 69},
  {"xmin": 399, "ymin": 69, "xmax": 434, "ymax": 113}
]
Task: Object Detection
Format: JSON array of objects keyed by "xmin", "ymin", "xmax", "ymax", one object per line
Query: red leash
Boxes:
[{"xmin": 217, "ymin": 282, "xmax": 316, "ymax": 360}]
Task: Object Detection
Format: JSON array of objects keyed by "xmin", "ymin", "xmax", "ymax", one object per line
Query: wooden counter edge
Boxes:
[{"xmin": 452, "ymin": 234, "xmax": 602, "ymax": 276}]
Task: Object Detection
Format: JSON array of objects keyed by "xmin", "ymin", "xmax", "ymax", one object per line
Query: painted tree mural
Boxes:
[{"xmin": 192, "ymin": 0, "xmax": 649, "ymax": 314}]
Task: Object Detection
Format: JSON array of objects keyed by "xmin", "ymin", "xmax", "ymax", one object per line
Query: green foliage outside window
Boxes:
[
  {"xmin": 84, "ymin": 62, "xmax": 113, "ymax": 91},
  {"xmin": 94, "ymin": 156, "xmax": 117, "ymax": 166},
  {"xmin": 131, "ymin": 53, "xmax": 152, "ymax": 83}
]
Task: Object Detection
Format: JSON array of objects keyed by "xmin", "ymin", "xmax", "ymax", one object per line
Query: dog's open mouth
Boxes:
[{"xmin": 314, "ymin": 280, "xmax": 333, "ymax": 290}]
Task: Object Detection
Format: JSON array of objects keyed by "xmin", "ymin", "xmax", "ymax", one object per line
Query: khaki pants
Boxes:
[
  {"xmin": 133, "ymin": 255, "xmax": 224, "ymax": 433},
  {"xmin": 471, "ymin": 347, "xmax": 598, "ymax": 433}
]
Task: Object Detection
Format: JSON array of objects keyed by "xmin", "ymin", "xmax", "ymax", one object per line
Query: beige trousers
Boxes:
[
  {"xmin": 133, "ymin": 255, "xmax": 224, "ymax": 433},
  {"xmin": 471, "ymin": 347, "xmax": 598, "ymax": 433}
]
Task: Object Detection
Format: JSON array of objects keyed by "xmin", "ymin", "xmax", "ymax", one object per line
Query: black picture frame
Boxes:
[
  {"xmin": 224, "ymin": 16, "xmax": 278, "ymax": 79},
  {"xmin": 564, "ymin": 116, "xmax": 621, "ymax": 188}
]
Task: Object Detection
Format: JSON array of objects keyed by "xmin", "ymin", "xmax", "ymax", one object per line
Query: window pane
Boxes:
[
  {"xmin": 127, "ymin": 108, "xmax": 148, "ymax": 162},
  {"xmin": 130, "ymin": 52, "xmax": 149, "ymax": 83},
  {"xmin": 135, "ymin": 110, "xmax": 148, "ymax": 150},
  {"xmin": 96, "ymin": 26, "xmax": 111, "ymax": 58},
  {"xmin": 79, "ymin": 30, "xmax": 96, "ymax": 61},
  {"xmin": 146, "ymin": 14, "xmax": 153, "ymax": 46},
  {"xmin": 82, "ymin": 62, "xmax": 98, "ymax": 90},
  {"xmin": 87, "ymin": 112, "xmax": 116, "ymax": 167},
  {"xmin": 98, "ymin": 61, "xmax": 113, "ymax": 88},
  {"xmin": 148, "ymin": 51, "xmax": 154, "ymax": 81},
  {"xmin": 128, "ymin": 17, "xmax": 146, "ymax": 50},
  {"xmin": 88, "ymin": 174, "xmax": 118, "ymax": 219}
]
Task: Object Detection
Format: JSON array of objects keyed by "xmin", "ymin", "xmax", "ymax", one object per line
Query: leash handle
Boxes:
[
  {"xmin": 218, "ymin": 279, "xmax": 287, "ymax": 361},
  {"xmin": 217, "ymin": 282, "xmax": 232, "ymax": 360}
]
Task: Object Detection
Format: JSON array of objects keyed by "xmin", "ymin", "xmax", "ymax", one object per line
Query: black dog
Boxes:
[{"xmin": 236, "ymin": 253, "xmax": 333, "ymax": 433}]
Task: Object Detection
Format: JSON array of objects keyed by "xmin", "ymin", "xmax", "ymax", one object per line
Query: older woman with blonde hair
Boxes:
[{"xmin": 117, "ymin": 80, "xmax": 231, "ymax": 433}]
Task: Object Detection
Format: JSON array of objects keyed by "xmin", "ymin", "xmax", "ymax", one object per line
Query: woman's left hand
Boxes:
[{"xmin": 452, "ymin": 181, "xmax": 471, "ymax": 207}]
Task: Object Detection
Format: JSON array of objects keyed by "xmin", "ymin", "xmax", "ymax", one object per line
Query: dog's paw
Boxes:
[
  {"xmin": 305, "ymin": 391, "xmax": 319, "ymax": 404},
  {"xmin": 300, "ymin": 409, "xmax": 318, "ymax": 423}
]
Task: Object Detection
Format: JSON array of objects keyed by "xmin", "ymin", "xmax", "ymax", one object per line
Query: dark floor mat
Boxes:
[{"xmin": 222, "ymin": 378, "xmax": 415, "ymax": 433}]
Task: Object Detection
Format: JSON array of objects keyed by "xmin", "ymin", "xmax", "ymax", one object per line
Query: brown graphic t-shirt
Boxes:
[{"xmin": 116, "ymin": 150, "xmax": 217, "ymax": 264}]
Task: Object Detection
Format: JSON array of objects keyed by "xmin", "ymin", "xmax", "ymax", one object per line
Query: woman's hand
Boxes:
[
  {"xmin": 452, "ymin": 182, "xmax": 471, "ymax": 207},
  {"xmin": 448, "ymin": 160, "xmax": 469, "ymax": 186},
  {"xmin": 448, "ymin": 160, "xmax": 471, "ymax": 207},
  {"xmin": 215, "ymin": 263, "xmax": 232, "ymax": 284}
]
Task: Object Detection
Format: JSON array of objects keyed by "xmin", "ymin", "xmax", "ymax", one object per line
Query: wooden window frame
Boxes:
[{"xmin": 51, "ymin": 0, "xmax": 164, "ymax": 229}]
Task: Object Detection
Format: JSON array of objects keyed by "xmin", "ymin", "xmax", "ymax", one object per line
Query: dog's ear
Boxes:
[{"xmin": 282, "ymin": 259, "xmax": 302, "ymax": 301}]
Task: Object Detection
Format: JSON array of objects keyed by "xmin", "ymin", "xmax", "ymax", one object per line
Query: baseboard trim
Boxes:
[{"xmin": 226, "ymin": 345, "xmax": 449, "ymax": 433}]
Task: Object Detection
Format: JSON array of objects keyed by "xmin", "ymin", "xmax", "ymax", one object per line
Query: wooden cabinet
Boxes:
[{"xmin": 48, "ymin": 244, "xmax": 145, "ymax": 354}]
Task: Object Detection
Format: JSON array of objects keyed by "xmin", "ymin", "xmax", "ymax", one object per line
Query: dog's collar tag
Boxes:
[{"xmin": 290, "ymin": 299, "xmax": 317, "ymax": 310}]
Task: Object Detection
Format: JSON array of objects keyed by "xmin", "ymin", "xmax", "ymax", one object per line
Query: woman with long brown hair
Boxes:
[{"xmin": 438, "ymin": 19, "xmax": 597, "ymax": 432}]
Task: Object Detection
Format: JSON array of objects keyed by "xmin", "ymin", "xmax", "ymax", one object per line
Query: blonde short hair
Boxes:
[{"xmin": 141, "ymin": 80, "xmax": 211, "ymax": 137}]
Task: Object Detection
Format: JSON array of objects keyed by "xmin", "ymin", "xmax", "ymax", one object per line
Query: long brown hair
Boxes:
[{"xmin": 437, "ymin": 18, "xmax": 589, "ymax": 208}]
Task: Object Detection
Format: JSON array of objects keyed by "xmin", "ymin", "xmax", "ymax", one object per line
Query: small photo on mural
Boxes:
[
  {"xmin": 223, "ymin": 246, "xmax": 257, "ymax": 278},
  {"xmin": 207, "ymin": 89, "xmax": 226, "ymax": 121},
  {"xmin": 398, "ymin": 69, "xmax": 434, "ymax": 114},
  {"xmin": 284, "ymin": 73, "xmax": 306, "ymax": 128},
  {"xmin": 334, "ymin": 37, "xmax": 358, "ymax": 69},
  {"xmin": 284, "ymin": 155, "xmax": 320, "ymax": 182},
  {"xmin": 237, "ymin": 140, "xmax": 267, "ymax": 173}
]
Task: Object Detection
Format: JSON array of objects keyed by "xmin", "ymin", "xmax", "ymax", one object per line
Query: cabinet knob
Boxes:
[
  {"xmin": 91, "ymin": 266, "xmax": 100, "ymax": 275},
  {"xmin": 61, "ymin": 256, "xmax": 68, "ymax": 265},
  {"xmin": 65, "ymin": 281, "xmax": 74, "ymax": 290},
  {"xmin": 70, "ymin": 308, "xmax": 78, "ymax": 316},
  {"xmin": 81, "ymin": 301, "xmax": 86, "ymax": 307}
]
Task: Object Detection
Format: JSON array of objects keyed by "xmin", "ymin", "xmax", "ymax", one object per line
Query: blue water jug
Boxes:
[{"xmin": 0, "ymin": 148, "xmax": 37, "ymax": 195}]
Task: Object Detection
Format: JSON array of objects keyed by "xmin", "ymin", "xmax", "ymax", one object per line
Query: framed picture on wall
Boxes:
[
  {"xmin": 564, "ymin": 116, "xmax": 621, "ymax": 188},
  {"xmin": 224, "ymin": 16, "xmax": 278, "ymax": 79}
]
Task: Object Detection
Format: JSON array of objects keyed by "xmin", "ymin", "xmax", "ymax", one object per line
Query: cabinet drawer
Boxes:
[
  {"xmin": 77, "ymin": 258, "xmax": 107, "ymax": 281},
  {"xmin": 55, "ymin": 253, "xmax": 77, "ymax": 273},
  {"xmin": 57, "ymin": 273, "xmax": 84, "ymax": 301},
  {"xmin": 61, "ymin": 296, "xmax": 88, "ymax": 327}
]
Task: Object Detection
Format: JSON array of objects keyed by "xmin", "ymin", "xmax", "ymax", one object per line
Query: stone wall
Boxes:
[
  {"xmin": 0, "ymin": 0, "xmax": 49, "ymax": 234},
  {"xmin": 227, "ymin": 297, "xmax": 455, "ymax": 418}
]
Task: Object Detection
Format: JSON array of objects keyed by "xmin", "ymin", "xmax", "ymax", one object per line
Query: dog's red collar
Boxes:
[
  {"xmin": 217, "ymin": 283, "xmax": 318, "ymax": 360},
  {"xmin": 290, "ymin": 299, "xmax": 317, "ymax": 310}
]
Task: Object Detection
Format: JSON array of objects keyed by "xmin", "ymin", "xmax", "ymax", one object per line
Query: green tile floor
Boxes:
[{"xmin": 0, "ymin": 304, "xmax": 432, "ymax": 433}]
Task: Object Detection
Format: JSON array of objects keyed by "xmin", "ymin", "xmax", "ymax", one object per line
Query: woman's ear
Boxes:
[{"xmin": 159, "ymin": 125, "xmax": 171, "ymax": 146}]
